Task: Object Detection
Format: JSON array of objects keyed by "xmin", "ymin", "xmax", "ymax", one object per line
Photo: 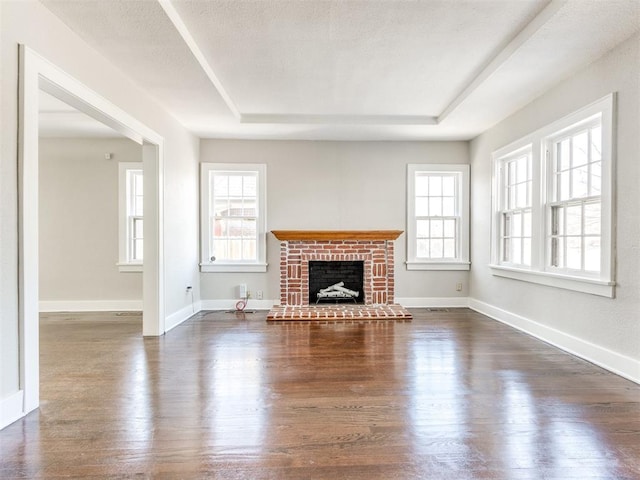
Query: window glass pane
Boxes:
[
  {"xmin": 442, "ymin": 176, "xmax": 455, "ymax": 196},
  {"xmin": 242, "ymin": 219, "xmax": 257, "ymax": 238},
  {"xmin": 213, "ymin": 239, "xmax": 228, "ymax": 260},
  {"xmin": 416, "ymin": 197, "xmax": 429, "ymax": 216},
  {"xmin": 134, "ymin": 173, "xmax": 143, "ymax": 193},
  {"xmin": 442, "ymin": 197, "xmax": 455, "ymax": 216},
  {"xmin": 572, "ymin": 131, "xmax": 589, "ymax": 167},
  {"xmin": 416, "ymin": 220, "xmax": 429, "ymax": 238},
  {"xmin": 417, "ymin": 239, "xmax": 429, "ymax": 258},
  {"xmin": 133, "ymin": 239, "xmax": 143, "ymax": 261},
  {"xmin": 431, "ymin": 219, "xmax": 443, "ymax": 238},
  {"xmin": 516, "ymin": 184, "xmax": 528, "ymax": 208},
  {"xmin": 214, "ymin": 218, "xmax": 227, "ymax": 236},
  {"xmin": 584, "ymin": 238, "xmax": 601, "ymax": 272},
  {"xmin": 516, "ymin": 157, "xmax": 527, "ymax": 183},
  {"xmin": 523, "ymin": 211, "xmax": 532, "ymax": 237},
  {"xmin": 511, "ymin": 237, "xmax": 521, "ymax": 264},
  {"xmin": 444, "ymin": 219, "xmax": 456, "ymax": 238},
  {"xmin": 228, "ymin": 239, "xmax": 242, "ymax": 259},
  {"xmin": 241, "ymin": 199, "xmax": 257, "ymax": 217},
  {"xmin": 443, "ymin": 239, "xmax": 456, "ymax": 258},
  {"xmin": 227, "ymin": 219, "xmax": 243, "ymax": 238},
  {"xmin": 430, "ymin": 239, "xmax": 443, "ymax": 258},
  {"xmin": 512, "ymin": 212, "xmax": 522, "ymax": 236},
  {"xmin": 508, "ymin": 186, "xmax": 516, "ymax": 209},
  {"xmin": 134, "ymin": 196, "xmax": 143, "ymax": 216},
  {"xmin": 429, "ymin": 197, "xmax": 442, "ymax": 216},
  {"xmin": 213, "ymin": 175, "xmax": 228, "ymax": 196},
  {"xmin": 572, "ymin": 165, "xmax": 588, "ymax": 198},
  {"xmin": 214, "ymin": 199, "xmax": 229, "ymax": 216},
  {"xmin": 243, "ymin": 175, "xmax": 257, "ymax": 197},
  {"xmin": 508, "ymin": 161, "xmax": 516, "ymax": 184},
  {"xmin": 429, "ymin": 176, "xmax": 442, "ymax": 196},
  {"xmin": 584, "ymin": 202, "xmax": 601, "ymax": 235},
  {"xmin": 522, "ymin": 238, "xmax": 531, "ymax": 266},
  {"xmin": 559, "ymin": 171, "xmax": 570, "ymax": 201},
  {"xmin": 415, "ymin": 175, "xmax": 429, "ymax": 195},
  {"xmin": 566, "ymin": 237, "xmax": 582, "ymax": 270},
  {"xmin": 228, "ymin": 176, "xmax": 243, "ymax": 196},
  {"xmin": 243, "ymin": 239, "xmax": 257, "ymax": 260},
  {"xmin": 566, "ymin": 205, "xmax": 582, "ymax": 236}
]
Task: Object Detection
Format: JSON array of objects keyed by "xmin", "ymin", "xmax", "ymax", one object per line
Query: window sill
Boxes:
[
  {"xmin": 117, "ymin": 262, "xmax": 143, "ymax": 273},
  {"xmin": 489, "ymin": 265, "xmax": 615, "ymax": 298},
  {"xmin": 406, "ymin": 261, "xmax": 470, "ymax": 271},
  {"xmin": 200, "ymin": 263, "xmax": 268, "ymax": 273}
]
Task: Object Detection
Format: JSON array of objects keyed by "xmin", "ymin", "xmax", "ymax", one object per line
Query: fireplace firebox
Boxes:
[{"xmin": 309, "ymin": 261, "xmax": 364, "ymax": 304}]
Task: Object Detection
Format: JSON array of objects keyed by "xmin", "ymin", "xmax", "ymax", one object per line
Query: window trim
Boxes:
[
  {"xmin": 200, "ymin": 163, "xmax": 268, "ymax": 273},
  {"xmin": 118, "ymin": 162, "xmax": 143, "ymax": 273},
  {"xmin": 490, "ymin": 94, "xmax": 615, "ymax": 297},
  {"xmin": 406, "ymin": 164, "xmax": 470, "ymax": 271}
]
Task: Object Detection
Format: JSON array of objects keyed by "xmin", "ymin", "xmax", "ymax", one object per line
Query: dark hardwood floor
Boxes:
[{"xmin": 1, "ymin": 308, "xmax": 639, "ymax": 479}]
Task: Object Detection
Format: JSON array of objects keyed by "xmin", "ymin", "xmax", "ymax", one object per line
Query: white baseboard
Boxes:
[
  {"xmin": 468, "ymin": 298, "xmax": 640, "ymax": 384},
  {"xmin": 0, "ymin": 390, "xmax": 25, "ymax": 430},
  {"xmin": 200, "ymin": 299, "xmax": 277, "ymax": 311},
  {"xmin": 39, "ymin": 300, "xmax": 142, "ymax": 312},
  {"xmin": 165, "ymin": 301, "xmax": 202, "ymax": 332},
  {"xmin": 396, "ymin": 297, "xmax": 470, "ymax": 308}
]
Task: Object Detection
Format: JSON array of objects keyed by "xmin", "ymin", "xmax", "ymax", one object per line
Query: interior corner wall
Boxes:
[
  {"xmin": 39, "ymin": 137, "xmax": 143, "ymax": 309},
  {"xmin": 199, "ymin": 139, "xmax": 470, "ymax": 305},
  {"xmin": 469, "ymin": 33, "xmax": 640, "ymax": 380},
  {"xmin": 0, "ymin": 0, "xmax": 199, "ymax": 418}
]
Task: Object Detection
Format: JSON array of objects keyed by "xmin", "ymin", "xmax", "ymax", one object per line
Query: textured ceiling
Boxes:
[{"xmin": 39, "ymin": 0, "xmax": 640, "ymax": 140}]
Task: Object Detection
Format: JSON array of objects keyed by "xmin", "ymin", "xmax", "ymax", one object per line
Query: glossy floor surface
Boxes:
[{"xmin": 1, "ymin": 309, "xmax": 639, "ymax": 479}]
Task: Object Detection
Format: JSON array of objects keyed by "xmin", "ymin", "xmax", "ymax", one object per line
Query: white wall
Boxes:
[
  {"xmin": 200, "ymin": 140, "xmax": 470, "ymax": 304},
  {"xmin": 0, "ymin": 1, "xmax": 199, "ymax": 424},
  {"xmin": 39, "ymin": 137, "xmax": 143, "ymax": 309},
  {"xmin": 469, "ymin": 33, "xmax": 640, "ymax": 381}
]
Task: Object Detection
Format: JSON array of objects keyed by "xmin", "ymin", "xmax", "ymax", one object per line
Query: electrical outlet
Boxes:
[
  {"xmin": 256, "ymin": 290, "xmax": 263, "ymax": 300},
  {"xmin": 456, "ymin": 283, "xmax": 463, "ymax": 292}
]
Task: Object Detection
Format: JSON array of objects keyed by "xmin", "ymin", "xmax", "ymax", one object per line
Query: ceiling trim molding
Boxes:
[
  {"xmin": 437, "ymin": 0, "xmax": 566, "ymax": 124},
  {"xmin": 240, "ymin": 114, "xmax": 438, "ymax": 126},
  {"xmin": 158, "ymin": 0, "xmax": 241, "ymax": 119}
]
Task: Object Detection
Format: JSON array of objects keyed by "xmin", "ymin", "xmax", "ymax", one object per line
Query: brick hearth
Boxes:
[
  {"xmin": 266, "ymin": 304, "xmax": 412, "ymax": 322},
  {"xmin": 269, "ymin": 230, "xmax": 412, "ymax": 321}
]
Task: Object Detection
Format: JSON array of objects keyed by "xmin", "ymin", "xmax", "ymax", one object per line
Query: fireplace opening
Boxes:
[{"xmin": 308, "ymin": 261, "xmax": 364, "ymax": 304}]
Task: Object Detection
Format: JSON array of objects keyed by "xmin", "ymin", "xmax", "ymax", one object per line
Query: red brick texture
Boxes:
[{"xmin": 279, "ymin": 239, "xmax": 397, "ymax": 306}]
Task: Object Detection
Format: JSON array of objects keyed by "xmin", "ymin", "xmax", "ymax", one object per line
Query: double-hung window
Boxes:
[
  {"xmin": 118, "ymin": 163, "xmax": 143, "ymax": 272},
  {"xmin": 547, "ymin": 119, "xmax": 603, "ymax": 273},
  {"xmin": 407, "ymin": 164, "xmax": 470, "ymax": 270},
  {"xmin": 491, "ymin": 94, "xmax": 615, "ymax": 297},
  {"xmin": 497, "ymin": 147, "xmax": 533, "ymax": 267},
  {"xmin": 200, "ymin": 163, "xmax": 267, "ymax": 272}
]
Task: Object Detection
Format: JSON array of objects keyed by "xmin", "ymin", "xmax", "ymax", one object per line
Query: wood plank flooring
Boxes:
[{"xmin": 1, "ymin": 308, "xmax": 639, "ymax": 479}]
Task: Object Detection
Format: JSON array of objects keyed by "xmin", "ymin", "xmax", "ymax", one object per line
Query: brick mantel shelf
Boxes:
[{"xmin": 271, "ymin": 230, "xmax": 403, "ymax": 242}]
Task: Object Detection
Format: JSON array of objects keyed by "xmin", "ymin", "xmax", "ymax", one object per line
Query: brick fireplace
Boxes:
[{"xmin": 267, "ymin": 230, "xmax": 412, "ymax": 321}]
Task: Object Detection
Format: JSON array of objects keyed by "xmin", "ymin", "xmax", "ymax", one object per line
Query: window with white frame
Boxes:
[
  {"xmin": 548, "ymin": 119, "xmax": 602, "ymax": 273},
  {"xmin": 118, "ymin": 162, "xmax": 143, "ymax": 272},
  {"xmin": 407, "ymin": 164, "xmax": 470, "ymax": 270},
  {"xmin": 491, "ymin": 94, "xmax": 615, "ymax": 297},
  {"xmin": 200, "ymin": 163, "xmax": 267, "ymax": 273},
  {"xmin": 497, "ymin": 147, "xmax": 533, "ymax": 267}
]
